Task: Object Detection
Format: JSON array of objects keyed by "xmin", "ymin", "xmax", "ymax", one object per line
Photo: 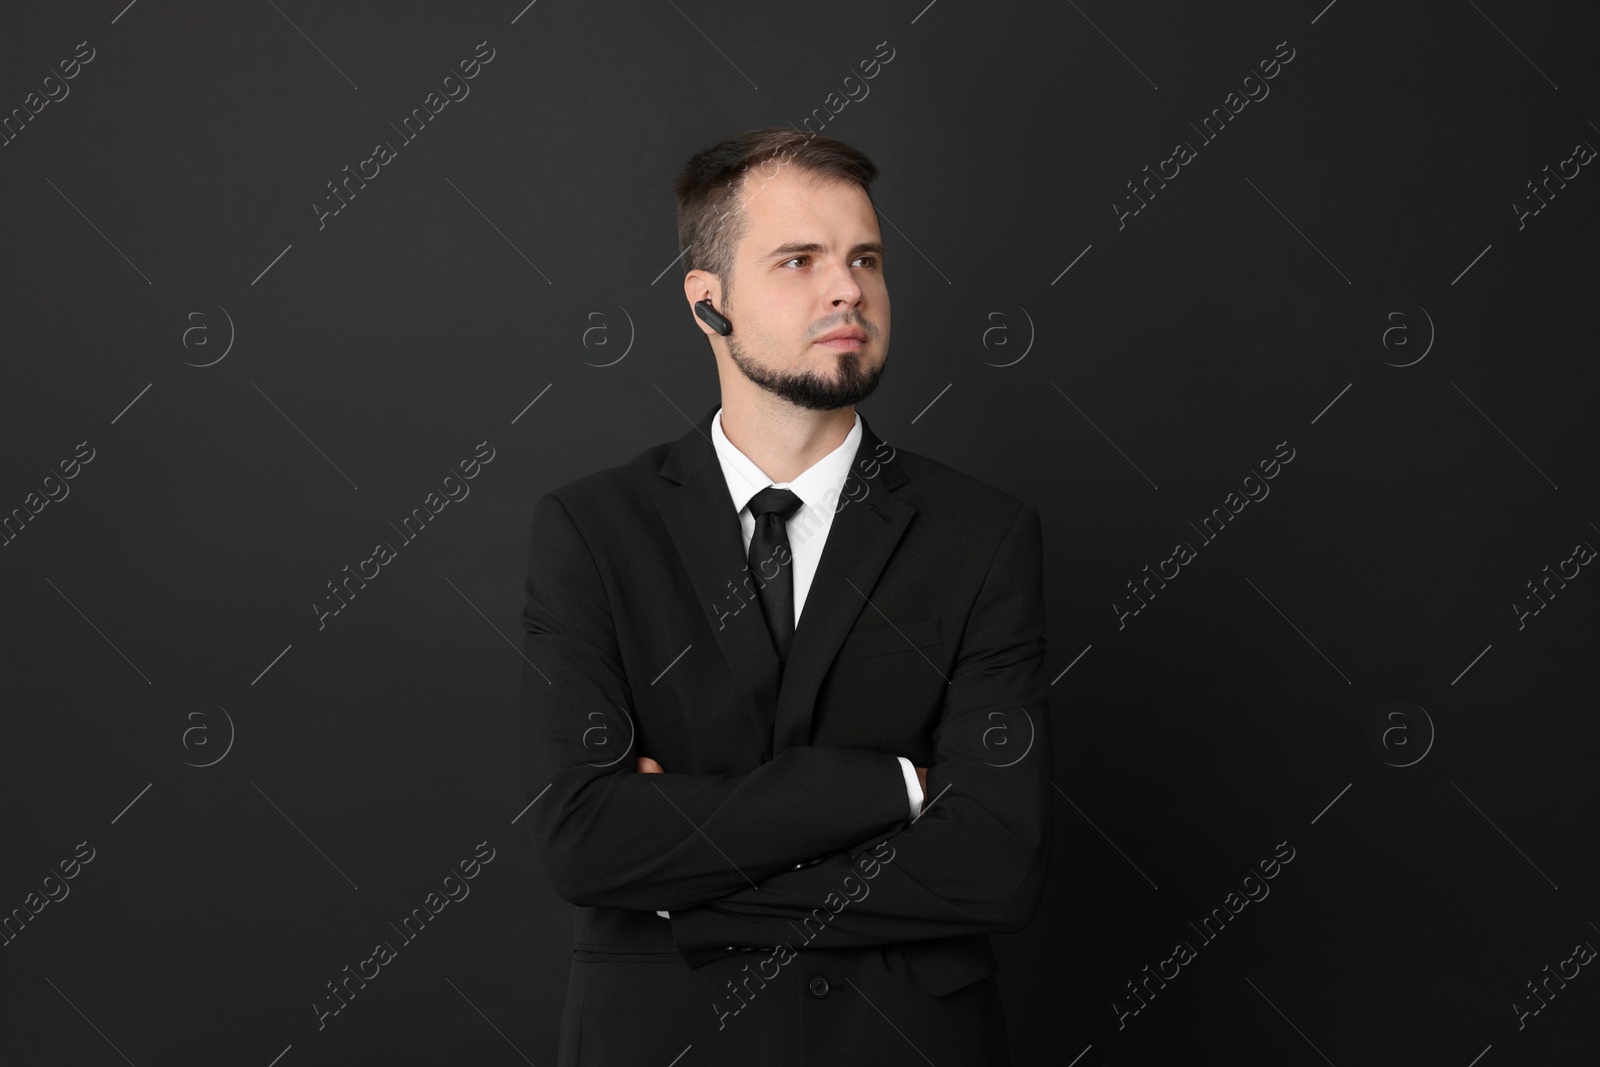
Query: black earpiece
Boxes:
[{"xmin": 694, "ymin": 299, "xmax": 733, "ymax": 337}]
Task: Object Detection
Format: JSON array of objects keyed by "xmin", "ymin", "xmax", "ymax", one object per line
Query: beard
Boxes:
[{"xmin": 727, "ymin": 333, "xmax": 886, "ymax": 411}]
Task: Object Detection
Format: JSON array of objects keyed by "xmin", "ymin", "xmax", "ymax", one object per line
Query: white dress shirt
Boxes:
[{"xmin": 657, "ymin": 407, "xmax": 923, "ymax": 920}]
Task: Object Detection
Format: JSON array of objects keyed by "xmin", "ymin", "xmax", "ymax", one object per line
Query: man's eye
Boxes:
[{"xmin": 780, "ymin": 256, "xmax": 879, "ymax": 269}]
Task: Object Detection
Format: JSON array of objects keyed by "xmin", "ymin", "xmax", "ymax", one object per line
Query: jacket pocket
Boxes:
[{"xmin": 904, "ymin": 935, "xmax": 999, "ymax": 997}]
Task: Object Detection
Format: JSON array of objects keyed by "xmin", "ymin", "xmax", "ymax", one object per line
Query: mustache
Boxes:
[{"xmin": 811, "ymin": 318, "xmax": 877, "ymax": 341}]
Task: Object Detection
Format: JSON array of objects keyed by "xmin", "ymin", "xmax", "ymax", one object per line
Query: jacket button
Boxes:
[{"xmin": 808, "ymin": 975, "xmax": 830, "ymax": 999}]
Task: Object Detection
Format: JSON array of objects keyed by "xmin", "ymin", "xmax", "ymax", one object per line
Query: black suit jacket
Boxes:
[{"xmin": 519, "ymin": 404, "xmax": 1052, "ymax": 1066}]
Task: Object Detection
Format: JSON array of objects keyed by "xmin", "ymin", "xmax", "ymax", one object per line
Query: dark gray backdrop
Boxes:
[{"xmin": 2, "ymin": 1, "xmax": 1597, "ymax": 1064}]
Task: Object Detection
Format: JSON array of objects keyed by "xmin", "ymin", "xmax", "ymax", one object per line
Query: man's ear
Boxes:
[{"xmin": 683, "ymin": 270, "xmax": 723, "ymax": 337}]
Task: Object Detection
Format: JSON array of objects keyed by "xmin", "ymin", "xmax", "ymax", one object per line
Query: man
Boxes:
[{"xmin": 520, "ymin": 127, "xmax": 1051, "ymax": 1066}]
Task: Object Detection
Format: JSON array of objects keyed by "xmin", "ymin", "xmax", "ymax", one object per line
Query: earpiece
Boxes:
[{"xmin": 694, "ymin": 299, "xmax": 733, "ymax": 337}]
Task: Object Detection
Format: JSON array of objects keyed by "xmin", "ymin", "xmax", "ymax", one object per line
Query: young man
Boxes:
[{"xmin": 520, "ymin": 127, "xmax": 1051, "ymax": 1065}]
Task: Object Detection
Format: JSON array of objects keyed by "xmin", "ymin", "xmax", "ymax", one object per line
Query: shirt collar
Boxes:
[{"xmin": 711, "ymin": 407, "xmax": 862, "ymax": 515}]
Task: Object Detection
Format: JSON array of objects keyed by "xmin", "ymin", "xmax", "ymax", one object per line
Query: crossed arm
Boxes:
[
  {"xmin": 643, "ymin": 756, "xmax": 927, "ymax": 920},
  {"xmin": 520, "ymin": 493, "xmax": 926, "ymax": 911},
  {"xmin": 519, "ymin": 493, "xmax": 1051, "ymax": 954}
]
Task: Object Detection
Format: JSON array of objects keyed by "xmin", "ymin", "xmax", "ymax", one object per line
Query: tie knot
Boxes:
[{"xmin": 749, "ymin": 486, "xmax": 803, "ymax": 522}]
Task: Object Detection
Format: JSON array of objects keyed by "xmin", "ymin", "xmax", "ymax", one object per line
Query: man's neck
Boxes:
[{"xmin": 719, "ymin": 398, "xmax": 856, "ymax": 485}]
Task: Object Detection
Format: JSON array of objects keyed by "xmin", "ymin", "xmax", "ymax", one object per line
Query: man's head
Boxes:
[{"xmin": 675, "ymin": 128, "xmax": 889, "ymax": 413}]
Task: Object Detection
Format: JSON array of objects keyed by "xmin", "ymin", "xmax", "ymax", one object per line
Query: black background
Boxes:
[{"xmin": 2, "ymin": 1, "xmax": 1597, "ymax": 1064}]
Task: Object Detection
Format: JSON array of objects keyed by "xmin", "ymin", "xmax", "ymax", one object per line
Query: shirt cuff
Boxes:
[
  {"xmin": 657, "ymin": 909, "xmax": 670, "ymax": 919},
  {"xmin": 896, "ymin": 756, "xmax": 923, "ymax": 819}
]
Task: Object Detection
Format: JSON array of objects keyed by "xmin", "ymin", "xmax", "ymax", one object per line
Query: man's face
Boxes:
[{"xmin": 718, "ymin": 166, "xmax": 890, "ymax": 411}]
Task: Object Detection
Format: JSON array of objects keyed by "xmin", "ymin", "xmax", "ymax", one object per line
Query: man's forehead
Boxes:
[{"xmin": 736, "ymin": 172, "xmax": 878, "ymax": 247}]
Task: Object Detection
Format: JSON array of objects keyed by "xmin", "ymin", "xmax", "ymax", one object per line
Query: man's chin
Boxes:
[
  {"xmin": 730, "ymin": 343, "xmax": 884, "ymax": 410},
  {"xmin": 780, "ymin": 369, "xmax": 883, "ymax": 411}
]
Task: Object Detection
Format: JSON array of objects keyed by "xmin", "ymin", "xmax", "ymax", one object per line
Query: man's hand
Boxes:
[{"xmin": 916, "ymin": 765, "xmax": 927, "ymax": 795}]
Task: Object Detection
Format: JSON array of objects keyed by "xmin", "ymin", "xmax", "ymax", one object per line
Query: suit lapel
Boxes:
[
  {"xmin": 655, "ymin": 406, "xmax": 915, "ymax": 761},
  {"xmin": 772, "ymin": 415, "xmax": 914, "ymax": 754},
  {"xmin": 655, "ymin": 405, "xmax": 782, "ymax": 757}
]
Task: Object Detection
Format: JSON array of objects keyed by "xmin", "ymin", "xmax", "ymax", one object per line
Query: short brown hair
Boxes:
[{"xmin": 674, "ymin": 127, "xmax": 879, "ymax": 295}]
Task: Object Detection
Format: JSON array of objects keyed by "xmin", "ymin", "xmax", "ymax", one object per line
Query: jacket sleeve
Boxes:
[
  {"xmin": 518, "ymin": 491, "xmax": 914, "ymax": 911},
  {"xmin": 666, "ymin": 503, "xmax": 1053, "ymax": 959}
]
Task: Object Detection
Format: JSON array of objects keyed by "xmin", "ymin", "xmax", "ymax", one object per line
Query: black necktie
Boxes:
[{"xmin": 747, "ymin": 487, "xmax": 803, "ymax": 670}]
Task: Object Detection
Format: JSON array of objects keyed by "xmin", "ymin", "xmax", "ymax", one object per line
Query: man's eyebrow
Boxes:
[{"xmin": 764, "ymin": 241, "xmax": 886, "ymax": 260}]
